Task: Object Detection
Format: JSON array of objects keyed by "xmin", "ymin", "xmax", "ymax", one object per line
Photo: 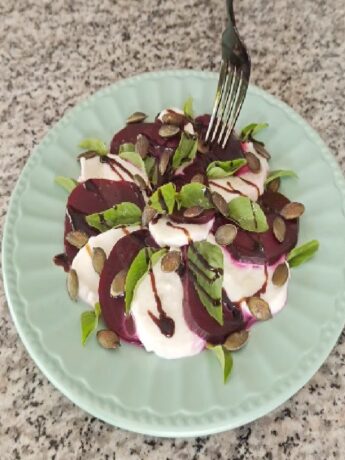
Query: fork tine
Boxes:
[
  {"xmin": 210, "ymin": 66, "xmax": 235, "ymax": 143},
  {"xmin": 217, "ymin": 66, "xmax": 240, "ymax": 144},
  {"xmin": 205, "ymin": 61, "xmax": 228, "ymax": 142},
  {"xmin": 222, "ymin": 76, "xmax": 248, "ymax": 147}
]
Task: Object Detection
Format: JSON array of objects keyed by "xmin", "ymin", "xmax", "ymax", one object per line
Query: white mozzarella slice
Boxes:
[
  {"xmin": 78, "ymin": 153, "xmax": 149, "ymax": 185},
  {"xmin": 207, "ymin": 233, "xmax": 265, "ymax": 301},
  {"xmin": 130, "ymin": 257, "xmax": 205, "ymax": 359},
  {"xmin": 208, "ymin": 234, "xmax": 289, "ymax": 319},
  {"xmin": 149, "ymin": 216, "xmax": 214, "ymax": 247},
  {"xmin": 72, "ymin": 226, "xmax": 140, "ymax": 306},
  {"xmin": 241, "ymin": 260, "xmax": 290, "ymax": 318},
  {"xmin": 184, "ymin": 122, "xmax": 195, "ymax": 136},
  {"xmin": 208, "ymin": 142, "xmax": 269, "ymax": 202}
]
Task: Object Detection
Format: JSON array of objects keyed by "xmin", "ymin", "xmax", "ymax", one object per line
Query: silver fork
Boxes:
[{"xmin": 205, "ymin": 0, "xmax": 251, "ymax": 148}]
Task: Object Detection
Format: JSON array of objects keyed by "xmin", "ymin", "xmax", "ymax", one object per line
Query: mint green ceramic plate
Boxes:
[{"xmin": 3, "ymin": 70, "xmax": 345, "ymax": 437}]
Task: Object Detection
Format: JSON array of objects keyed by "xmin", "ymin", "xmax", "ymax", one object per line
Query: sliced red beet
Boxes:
[
  {"xmin": 260, "ymin": 190, "xmax": 291, "ymax": 212},
  {"xmin": 172, "ymin": 115, "xmax": 245, "ymax": 190},
  {"xmin": 182, "ymin": 269, "xmax": 244, "ymax": 344},
  {"xmin": 213, "ymin": 191, "xmax": 299, "ymax": 265},
  {"xmin": 170, "ymin": 208, "xmax": 216, "ymax": 225},
  {"xmin": 110, "ymin": 116, "xmax": 245, "ymax": 189},
  {"xmin": 99, "ymin": 230, "xmax": 158, "ymax": 344},
  {"xmin": 222, "ymin": 223, "xmax": 265, "ymax": 265},
  {"xmin": 258, "ymin": 191, "xmax": 299, "ymax": 264},
  {"xmin": 110, "ymin": 121, "xmax": 180, "ymax": 158},
  {"xmin": 64, "ymin": 179, "xmax": 145, "ymax": 265}
]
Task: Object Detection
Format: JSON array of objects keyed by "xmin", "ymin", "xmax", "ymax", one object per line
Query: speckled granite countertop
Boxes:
[{"xmin": 0, "ymin": 0, "xmax": 344, "ymax": 458}]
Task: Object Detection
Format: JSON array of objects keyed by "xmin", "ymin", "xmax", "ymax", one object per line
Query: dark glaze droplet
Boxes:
[
  {"xmin": 166, "ymin": 221, "xmax": 192, "ymax": 243},
  {"xmin": 101, "ymin": 156, "xmax": 136, "ymax": 181},
  {"xmin": 53, "ymin": 253, "xmax": 69, "ymax": 272},
  {"xmin": 208, "ymin": 180, "xmax": 245, "ymax": 196},
  {"xmin": 148, "ymin": 268, "xmax": 175, "ymax": 337},
  {"xmin": 238, "ymin": 176, "xmax": 260, "ymax": 198}
]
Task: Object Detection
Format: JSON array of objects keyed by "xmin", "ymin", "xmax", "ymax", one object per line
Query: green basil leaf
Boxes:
[
  {"xmin": 79, "ymin": 138, "xmax": 108, "ymax": 155},
  {"xmin": 183, "ymin": 97, "xmax": 193, "ymax": 118},
  {"xmin": 144, "ymin": 156, "xmax": 155, "ymax": 175},
  {"xmin": 125, "ymin": 247, "xmax": 167, "ymax": 314},
  {"xmin": 287, "ymin": 240, "xmax": 319, "ymax": 268},
  {"xmin": 148, "ymin": 182, "xmax": 176, "ymax": 214},
  {"xmin": 54, "ymin": 176, "xmax": 77, "ymax": 193},
  {"xmin": 119, "ymin": 143, "xmax": 135, "ymax": 153},
  {"xmin": 80, "ymin": 302, "xmax": 101, "ymax": 345},
  {"xmin": 86, "ymin": 202, "xmax": 142, "ymax": 232},
  {"xmin": 172, "ymin": 133, "xmax": 198, "ymax": 169},
  {"xmin": 240, "ymin": 123, "xmax": 269, "ymax": 141},
  {"xmin": 151, "ymin": 248, "xmax": 167, "ymax": 265},
  {"xmin": 144, "ymin": 156, "xmax": 158, "ymax": 186},
  {"xmin": 228, "ymin": 196, "xmax": 268, "ymax": 233},
  {"xmin": 151, "ymin": 166, "xmax": 159, "ymax": 186},
  {"xmin": 119, "ymin": 151, "xmax": 145, "ymax": 171},
  {"xmin": 206, "ymin": 158, "xmax": 247, "ymax": 179},
  {"xmin": 94, "ymin": 301, "xmax": 101, "ymax": 317},
  {"xmin": 207, "ymin": 344, "xmax": 233, "ymax": 383},
  {"xmin": 178, "ymin": 183, "xmax": 213, "ymax": 209},
  {"xmin": 188, "ymin": 242, "xmax": 224, "ymax": 325},
  {"xmin": 264, "ymin": 169, "xmax": 298, "ymax": 186}
]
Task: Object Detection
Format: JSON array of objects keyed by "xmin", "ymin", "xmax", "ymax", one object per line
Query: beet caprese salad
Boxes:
[{"xmin": 54, "ymin": 99, "xmax": 319, "ymax": 382}]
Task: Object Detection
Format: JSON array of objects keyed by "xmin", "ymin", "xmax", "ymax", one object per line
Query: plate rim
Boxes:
[{"xmin": 3, "ymin": 69, "xmax": 345, "ymax": 437}]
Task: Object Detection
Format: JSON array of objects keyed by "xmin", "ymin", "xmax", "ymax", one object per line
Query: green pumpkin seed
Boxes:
[
  {"xmin": 66, "ymin": 230, "xmax": 88, "ymax": 249},
  {"xmin": 183, "ymin": 206, "xmax": 204, "ymax": 218},
  {"xmin": 215, "ymin": 224, "xmax": 238, "ymax": 246},
  {"xmin": 67, "ymin": 269, "xmax": 79, "ymax": 301},
  {"xmin": 159, "ymin": 150, "xmax": 171, "ymax": 175},
  {"xmin": 126, "ymin": 112, "xmax": 147, "ymax": 124},
  {"xmin": 244, "ymin": 152, "xmax": 261, "ymax": 173},
  {"xmin": 161, "ymin": 111, "xmax": 185, "ymax": 126},
  {"xmin": 142, "ymin": 205, "xmax": 157, "ymax": 227},
  {"xmin": 158, "ymin": 124, "xmax": 180, "ymax": 138},
  {"xmin": 253, "ymin": 141, "xmax": 271, "ymax": 160},
  {"xmin": 247, "ymin": 296, "xmax": 272, "ymax": 321},
  {"xmin": 224, "ymin": 330, "xmax": 249, "ymax": 351},
  {"xmin": 280, "ymin": 202, "xmax": 305, "ymax": 220},
  {"xmin": 272, "ymin": 263, "xmax": 289, "ymax": 286},
  {"xmin": 161, "ymin": 251, "xmax": 181, "ymax": 272},
  {"xmin": 97, "ymin": 330, "xmax": 120, "ymax": 349},
  {"xmin": 92, "ymin": 247, "xmax": 106, "ymax": 275},
  {"xmin": 273, "ymin": 216, "xmax": 286, "ymax": 243},
  {"xmin": 266, "ymin": 177, "xmax": 280, "ymax": 192},
  {"xmin": 211, "ymin": 192, "xmax": 228, "ymax": 216},
  {"xmin": 191, "ymin": 173, "xmax": 205, "ymax": 184},
  {"xmin": 110, "ymin": 269, "xmax": 127, "ymax": 297},
  {"xmin": 135, "ymin": 134, "xmax": 149, "ymax": 159}
]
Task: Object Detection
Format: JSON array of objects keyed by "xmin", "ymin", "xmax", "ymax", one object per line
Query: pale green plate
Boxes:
[{"xmin": 3, "ymin": 70, "xmax": 345, "ymax": 437}]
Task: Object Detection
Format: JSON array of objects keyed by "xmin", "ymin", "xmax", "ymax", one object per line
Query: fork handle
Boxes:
[
  {"xmin": 225, "ymin": 0, "xmax": 236, "ymax": 27},
  {"xmin": 222, "ymin": 0, "xmax": 239, "ymax": 61}
]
